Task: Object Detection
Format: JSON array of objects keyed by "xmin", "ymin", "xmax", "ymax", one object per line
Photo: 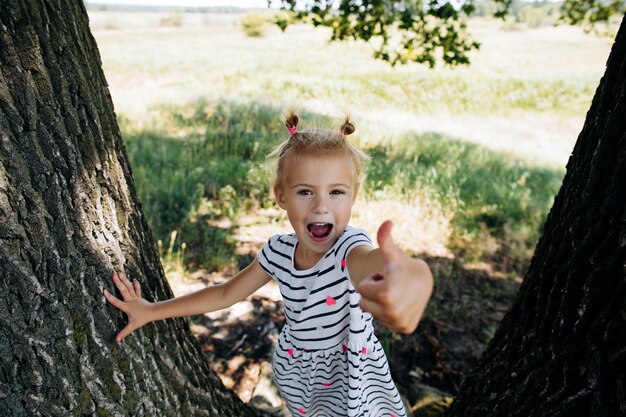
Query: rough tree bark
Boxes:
[
  {"xmin": 0, "ymin": 1, "xmax": 260, "ymax": 416},
  {"xmin": 447, "ymin": 15, "xmax": 626, "ymax": 417}
]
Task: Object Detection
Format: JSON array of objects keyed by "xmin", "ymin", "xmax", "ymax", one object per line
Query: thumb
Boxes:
[
  {"xmin": 377, "ymin": 220, "xmax": 401, "ymax": 263},
  {"xmin": 115, "ymin": 322, "xmax": 139, "ymax": 344}
]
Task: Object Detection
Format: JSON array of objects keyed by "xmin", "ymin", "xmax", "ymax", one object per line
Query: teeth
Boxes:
[{"xmin": 307, "ymin": 223, "xmax": 333, "ymax": 236}]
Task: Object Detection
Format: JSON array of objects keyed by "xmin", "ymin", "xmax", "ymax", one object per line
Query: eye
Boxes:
[
  {"xmin": 330, "ymin": 189, "xmax": 346, "ymax": 195},
  {"xmin": 297, "ymin": 189, "xmax": 313, "ymax": 196}
]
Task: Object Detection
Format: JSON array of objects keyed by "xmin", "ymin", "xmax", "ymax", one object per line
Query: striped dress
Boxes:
[{"xmin": 258, "ymin": 227, "xmax": 407, "ymax": 417}]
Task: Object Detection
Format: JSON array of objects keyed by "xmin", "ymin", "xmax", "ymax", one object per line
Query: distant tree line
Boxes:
[
  {"xmin": 474, "ymin": 0, "xmax": 563, "ymax": 27},
  {"xmin": 83, "ymin": 2, "xmax": 259, "ymax": 14}
]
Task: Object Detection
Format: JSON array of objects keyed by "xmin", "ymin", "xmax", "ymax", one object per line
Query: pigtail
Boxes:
[
  {"xmin": 269, "ymin": 107, "xmax": 369, "ymax": 193},
  {"xmin": 285, "ymin": 109, "xmax": 299, "ymax": 136},
  {"xmin": 339, "ymin": 115, "xmax": 356, "ymax": 137}
]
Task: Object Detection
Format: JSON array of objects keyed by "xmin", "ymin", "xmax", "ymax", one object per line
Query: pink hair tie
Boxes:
[{"xmin": 288, "ymin": 125, "xmax": 298, "ymax": 136}]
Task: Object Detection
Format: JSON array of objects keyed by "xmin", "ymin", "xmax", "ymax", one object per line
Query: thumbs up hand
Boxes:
[{"xmin": 357, "ymin": 221, "xmax": 434, "ymax": 334}]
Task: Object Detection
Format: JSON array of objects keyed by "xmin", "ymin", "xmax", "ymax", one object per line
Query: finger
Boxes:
[
  {"xmin": 114, "ymin": 272, "xmax": 135, "ymax": 298},
  {"xmin": 103, "ymin": 289, "xmax": 128, "ymax": 312},
  {"xmin": 360, "ymin": 297, "xmax": 403, "ymax": 332},
  {"xmin": 118, "ymin": 272, "xmax": 136, "ymax": 295},
  {"xmin": 133, "ymin": 279, "xmax": 141, "ymax": 296},
  {"xmin": 358, "ymin": 274, "xmax": 388, "ymax": 303},
  {"xmin": 359, "ymin": 297, "xmax": 385, "ymax": 319},
  {"xmin": 377, "ymin": 220, "xmax": 401, "ymax": 263},
  {"xmin": 115, "ymin": 323, "xmax": 138, "ymax": 344},
  {"xmin": 112, "ymin": 272, "xmax": 130, "ymax": 297}
]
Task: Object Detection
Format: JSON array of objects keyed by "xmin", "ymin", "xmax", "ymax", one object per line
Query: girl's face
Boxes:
[{"xmin": 275, "ymin": 154, "xmax": 358, "ymax": 267}]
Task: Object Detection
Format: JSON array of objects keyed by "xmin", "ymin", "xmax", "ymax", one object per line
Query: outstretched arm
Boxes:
[
  {"xmin": 104, "ymin": 258, "xmax": 271, "ymax": 343},
  {"xmin": 347, "ymin": 220, "xmax": 434, "ymax": 334}
]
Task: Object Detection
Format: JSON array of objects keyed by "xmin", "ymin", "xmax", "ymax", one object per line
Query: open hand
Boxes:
[
  {"xmin": 103, "ymin": 272, "xmax": 155, "ymax": 344},
  {"xmin": 357, "ymin": 220, "xmax": 434, "ymax": 334}
]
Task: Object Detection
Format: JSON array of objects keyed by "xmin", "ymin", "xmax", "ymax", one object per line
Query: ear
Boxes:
[{"xmin": 274, "ymin": 185, "xmax": 287, "ymax": 209}]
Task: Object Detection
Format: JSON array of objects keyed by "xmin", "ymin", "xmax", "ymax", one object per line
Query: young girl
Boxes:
[{"xmin": 104, "ymin": 111, "xmax": 433, "ymax": 417}]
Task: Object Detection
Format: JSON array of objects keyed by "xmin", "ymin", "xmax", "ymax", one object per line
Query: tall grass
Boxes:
[
  {"xmin": 122, "ymin": 100, "xmax": 564, "ymax": 275},
  {"xmin": 366, "ymin": 133, "xmax": 564, "ymax": 271}
]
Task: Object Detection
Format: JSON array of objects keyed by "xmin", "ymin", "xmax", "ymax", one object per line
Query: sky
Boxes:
[{"xmin": 86, "ymin": 0, "xmax": 271, "ymax": 7}]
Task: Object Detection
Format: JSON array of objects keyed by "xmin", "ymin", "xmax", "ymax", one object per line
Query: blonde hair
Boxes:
[{"xmin": 268, "ymin": 110, "xmax": 370, "ymax": 191}]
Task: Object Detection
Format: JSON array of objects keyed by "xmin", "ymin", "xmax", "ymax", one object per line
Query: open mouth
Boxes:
[{"xmin": 307, "ymin": 223, "xmax": 333, "ymax": 241}]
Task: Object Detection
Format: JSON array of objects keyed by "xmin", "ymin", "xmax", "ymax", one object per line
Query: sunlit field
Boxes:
[{"xmin": 89, "ymin": 10, "xmax": 613, "ymax": 280}]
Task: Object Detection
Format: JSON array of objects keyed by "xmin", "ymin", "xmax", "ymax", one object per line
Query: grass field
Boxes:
[{"xmin": 90, "ymin": 10, "xmax": 614, "ymax": 280}]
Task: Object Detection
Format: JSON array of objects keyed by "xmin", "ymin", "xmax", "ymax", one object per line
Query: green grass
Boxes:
[
  {"xmin": 122, "ymin": 100, "xmax": 564, "ymax": 274},
  {"xmin": 121, "ymin": 101, "xmax": 279, "ymax": 269},
  {"xmin": 235, "ymin": 71, "xmax": 597, "ymax": 116},
  {"xmin": 366, "ymin": 133, "xmax": 563, "ymax": 270}
]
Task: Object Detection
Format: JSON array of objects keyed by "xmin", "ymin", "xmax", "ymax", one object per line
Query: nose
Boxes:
[{"xmin": 313, "ymin": 194, "xmax": 329, "ymax": 214}]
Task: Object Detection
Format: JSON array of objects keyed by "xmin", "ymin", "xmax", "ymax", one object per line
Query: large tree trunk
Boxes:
[
  {"xmin": 0, "ymin": 1, "xmax": 260, "ymax": 416},
  {"xmin": 447, "ymin": 16, "xmax": 626, "ymax": 417}
]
